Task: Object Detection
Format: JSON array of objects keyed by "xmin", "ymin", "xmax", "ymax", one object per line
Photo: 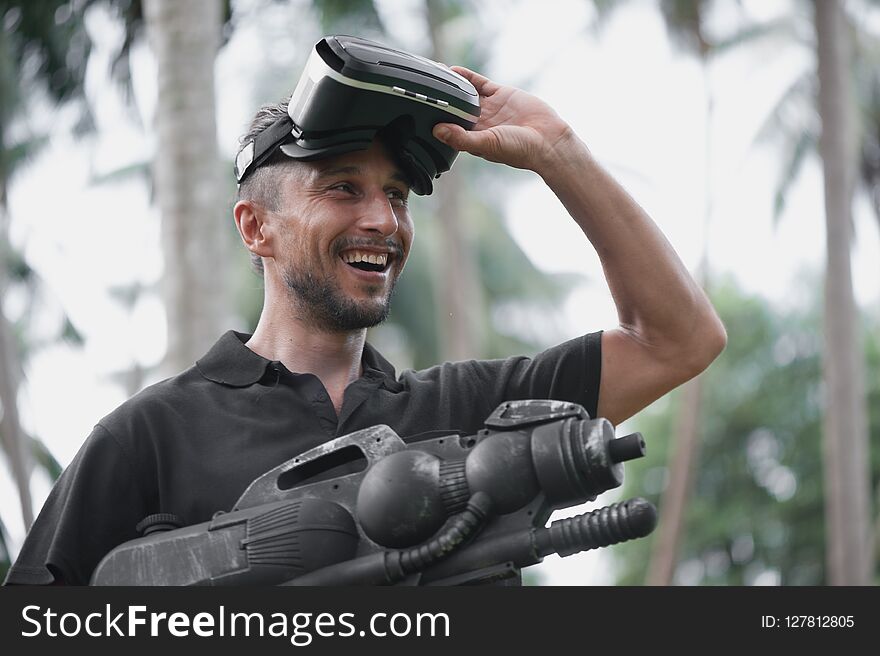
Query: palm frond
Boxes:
[
  {"xmin": 712, "ymin": 16, "xmax": 803, "ymax": 57},
  {"xmin": 585, "ymin": 0, "xmax": 626, "ymax": 37},
  {"xmin": 658, "ymin": 0, "xmax": 710, "ymax": 57},
  {"xmin": 753, "ymin": 71, "xmax": 816, "ymax": 147},
  {"xmin": 0, "ymin": 135, "xmax": 50, "ymax": 190},
  {"xmin": 29, "ymin": 433, "xmax": 62, "ymax": 482},
  {"xmin": 773, "ymin": 127, "xmax": 817, "ymax": 224},
  {"xmin": 2, "ymin": 240, "xmax": 34, "ymax": 284},
  {"xmin": 60, "ymin": 316, "xmax": 84, "ymax": 346},
  {"xmin": 89, "ymin": 159, "xmax": 151, "ymax": 187}
]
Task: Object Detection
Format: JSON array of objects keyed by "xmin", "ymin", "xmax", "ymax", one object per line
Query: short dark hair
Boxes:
[{"xmin": 236, "ymin": 97, "xmax": 297, "ymax": 276}]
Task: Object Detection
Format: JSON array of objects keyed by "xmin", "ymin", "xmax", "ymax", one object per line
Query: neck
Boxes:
[{"xmin": 246, "ymin": 297, "xmax": 367, "ymax": 404}]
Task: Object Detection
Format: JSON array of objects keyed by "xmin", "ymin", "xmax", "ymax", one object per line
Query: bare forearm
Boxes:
[{"xmin": 538, "ymin": 130, "xmax": 725, "ymax": 367}]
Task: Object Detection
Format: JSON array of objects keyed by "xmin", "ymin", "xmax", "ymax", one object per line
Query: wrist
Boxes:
[{"xmin": 537, "ymin": 127, "xmax": 594, "ymax": 185}]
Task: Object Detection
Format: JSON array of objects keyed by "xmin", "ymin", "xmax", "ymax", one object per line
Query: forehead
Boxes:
[
  {"xmin": 302, "ymin": 140, "xmax": 410, "ymax": 187},
  {"xmin": 271, "ymin": 139, "xmax": 414, "ymax": 211}
]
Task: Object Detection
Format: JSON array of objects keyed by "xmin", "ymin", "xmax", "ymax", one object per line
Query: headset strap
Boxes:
[{"xmin": 234, "ymin": 115, "xmax": 301, "ymax": 184}]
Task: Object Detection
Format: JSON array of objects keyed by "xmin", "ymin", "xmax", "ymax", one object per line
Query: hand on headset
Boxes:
[{"xmin": 431, "ymin": 66, "xmax": 577, "ymax": 176}]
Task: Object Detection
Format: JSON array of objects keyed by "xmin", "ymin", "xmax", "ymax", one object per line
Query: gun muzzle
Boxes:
[{"xmin": 535, "ymin": 497, "xmax": 658, "ymax": 558}]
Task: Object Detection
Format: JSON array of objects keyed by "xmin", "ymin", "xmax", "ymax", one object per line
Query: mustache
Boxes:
[{"xmin": 332, "ymin": 237, "xmax": 404, "ymax": 259}]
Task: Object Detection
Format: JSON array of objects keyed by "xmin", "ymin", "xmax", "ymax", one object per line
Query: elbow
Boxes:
[
  {"xmin": 682, "ymin": 312, "xmax": 727, "ymax": 378},
  {"xmin": 704, "ymin": 318, "xmax": 728, "ymax": 366}
]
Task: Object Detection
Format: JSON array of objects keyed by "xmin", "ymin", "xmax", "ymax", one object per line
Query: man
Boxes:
[{"xmin": 5, "ymin": 65, "xmax": 726, "ymax": 586}]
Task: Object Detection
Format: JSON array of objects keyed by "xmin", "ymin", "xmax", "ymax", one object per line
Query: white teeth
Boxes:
[{"xmin": 341, "ymin": 251, "xmax": 388, "ymax": 266}]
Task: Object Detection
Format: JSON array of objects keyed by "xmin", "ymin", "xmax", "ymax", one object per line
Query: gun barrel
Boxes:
[
  {"xmin": 535, "ymin": 497, "xmax": 657, "ymax": 558},
  {"xmin": 608, "ymin": 433, "xmax": 646, "ymax": 463}
]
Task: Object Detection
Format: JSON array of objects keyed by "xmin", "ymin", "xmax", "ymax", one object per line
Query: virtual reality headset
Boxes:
[{"xmin": 234, "ymin": 35, "xmax": 481, "ymax": 195}]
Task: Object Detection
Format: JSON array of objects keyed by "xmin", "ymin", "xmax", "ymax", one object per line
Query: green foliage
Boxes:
[
  {"xmin": 0, "ymin": 0, "xmax": 133, "ymax": 526},
  {"xmin": 856, "ymin": 30, "xmax": 880, "ymax": 219},
  {"xmin": 30, "ymin": 433, "xmax": 63, "ymax": 480},
  {"xmin": 0, "ymin": 516, "xmax": 9, "ymax": 582},
  {"xmin": 521, "ymin": 566, "xmax": 547, "ymax": 586},
  {"xmin": 747, "ymin": 2, "xmax": 880, "ymax": 228},
  {"xmin": 658, "ymin": 0, "xmax": 711, "ymax": 57},
  {"xmin": 0, "ymin": 1, "xmax": 92, "ymax": 107},
  {"xmin": 0, "ymin": 1, "xmax": 92, "ymax": 190},
  {"xmin": 2, "ymin": 239, "xmax": 33, "ymax": 283},
  {"xmin": 2, "ymin": 227, "xmax": 85, "ymax": 359},
  {"xmin": 773, "ymin": 126, "xmax": 817, "ymax": 222},
  {"xmin": 614, "ymin": 277, "xmax": 879, "ymax": 585},
  {"xmin": 376, "ymin": 215, "xmax": 441, "ymax": 369},
  {"xmin": 314, "ymin": 0, "xmax": 383, "ymax": 35},
  {"xmin": 60, "ymin": 316, "xmax": 84, "ymax": 346}
]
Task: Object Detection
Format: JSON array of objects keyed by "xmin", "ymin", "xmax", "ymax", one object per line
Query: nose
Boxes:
[{"xmin": 355, "ymin": 190, "xmax": 399, "ymax": 237}]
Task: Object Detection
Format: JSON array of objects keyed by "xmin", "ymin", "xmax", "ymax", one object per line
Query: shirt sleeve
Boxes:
[
  {"xmin": 472, "ymin": 331, "xmax": 603, "ymax": 419},
  {"xmin": 3, "ymin": 424, "xmax": 148, "ymax": 585}
]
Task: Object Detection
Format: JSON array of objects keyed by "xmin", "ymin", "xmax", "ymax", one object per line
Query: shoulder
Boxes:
[{"xmin": 96, "ymin": 365, "xmax": 204, "ymax": 444}]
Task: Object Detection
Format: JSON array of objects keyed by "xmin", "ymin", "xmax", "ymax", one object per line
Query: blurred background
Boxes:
[{"xmin": 1, "ymin": 0, "xmax": 878, "ymax": 586}]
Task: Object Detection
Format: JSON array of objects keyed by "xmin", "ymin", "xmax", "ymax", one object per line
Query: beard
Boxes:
[{"xmin": 282, "ymin": 264, "xmax": 397, "ymax": 332}]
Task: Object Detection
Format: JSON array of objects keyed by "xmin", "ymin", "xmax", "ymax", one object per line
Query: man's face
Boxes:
[{"xmin": 269, "ymin": 139, "xmax": 414, "ymax": 332}]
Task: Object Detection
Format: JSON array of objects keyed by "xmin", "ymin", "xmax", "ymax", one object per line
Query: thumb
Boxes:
[{"xmin": 433, "ymin": 123, "xmax": 485, "ymax": 154}]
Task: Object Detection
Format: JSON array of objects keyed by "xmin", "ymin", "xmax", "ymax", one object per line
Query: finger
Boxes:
[
  {"xmin": 432, "ymin": 123, "xmax": 493, "ymax": 158},
  {"xmin": 449, "ymin": 65, "xmax": 500, "ymax": 96}
]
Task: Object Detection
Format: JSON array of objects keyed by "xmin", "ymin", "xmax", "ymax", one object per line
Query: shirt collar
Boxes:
[
  {"xmin": 196, "ymin": 330, "xmax": 402, "ymax": 390},
  {"xmin": 196, "ymin": 331, "xmax": 271, "ymax": 386},
  {"xmin": 361, "ymin": 341, "xmax": 403, "ymax": 392}
]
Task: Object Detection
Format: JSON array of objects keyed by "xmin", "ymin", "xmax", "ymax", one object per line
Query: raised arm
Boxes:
[{"xmin": 433, "ymin": 66, "xmax": 727, "ymax": 425}]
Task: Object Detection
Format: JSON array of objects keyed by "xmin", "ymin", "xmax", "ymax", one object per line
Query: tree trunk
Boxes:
[
  {"xmin": 144, "ymin": 0, "xmax": 229, "ymax": 375},
  {"xmin": 425, "ymin": 0, "xmax": 484, "ymax": 361},
  {"xmin": 646, "ymin": 374, "xmax": 704, "ymax": 585},
  {"xmin": 814, "ymin": 0, "xmax": 874, "ymax": 585},
  {"xmin": 0, "ymin": 200, "xmax": 34, "ymax": 530}
]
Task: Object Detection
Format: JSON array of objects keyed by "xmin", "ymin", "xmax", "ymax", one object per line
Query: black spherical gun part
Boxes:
[
  {"xmin": 535, "ymin": 497, "xmax": 658, "ymax": 558},
  {"xmin": 285, "ymin": 492, "xmax": 494, "ymax": 586},
  {"xmin": 608, "ymin": 432, "xmax": 646, "ymax": 463}
]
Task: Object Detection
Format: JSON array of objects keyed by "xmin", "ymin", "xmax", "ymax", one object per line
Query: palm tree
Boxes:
[
  {"xmin": 576, "ymin": 0, "xmax": 874, "ymax": 585},
  {"xmin": 753, "ymin": 0, "xmax": 874, "ymax": 585},
  {"xmin": 637, "ymin": 0, "xmax": 875, "ymax": 585},
  {"xmin": 143, "ymin": 0, "xmax": 229, "ymax": 375},
  {"xmin": 813, "ymin": 0, "xmax": 873, "ymax": 585}
]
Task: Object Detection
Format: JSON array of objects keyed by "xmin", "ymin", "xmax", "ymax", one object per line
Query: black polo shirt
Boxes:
[{"xmin": 5, "ymin": 329, "xmax": 602, "ymax": 585}]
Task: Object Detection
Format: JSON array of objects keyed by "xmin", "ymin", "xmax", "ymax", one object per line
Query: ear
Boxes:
[{"xmin": 233, "ymin": 199, "xmax": 273, "ymax": 260}]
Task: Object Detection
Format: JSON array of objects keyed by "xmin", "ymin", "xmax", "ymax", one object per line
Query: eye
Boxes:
[
  {"xmin": 386, "ymin": 188, "xmax": 409, "ymax": 207},
  {"xmin": 330, "ymin": 182, "xmax": 357, "ymax": 195}
]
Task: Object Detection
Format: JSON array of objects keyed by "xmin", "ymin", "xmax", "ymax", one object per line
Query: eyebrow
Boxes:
[{"xmin": 315, "ymin": 164, "xmax": 411, "ymax": 187}]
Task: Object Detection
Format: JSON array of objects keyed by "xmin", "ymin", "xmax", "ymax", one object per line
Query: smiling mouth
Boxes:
[{"xmin": 339, "ymin": 250, "xmax": 393, "ymax": 274}]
